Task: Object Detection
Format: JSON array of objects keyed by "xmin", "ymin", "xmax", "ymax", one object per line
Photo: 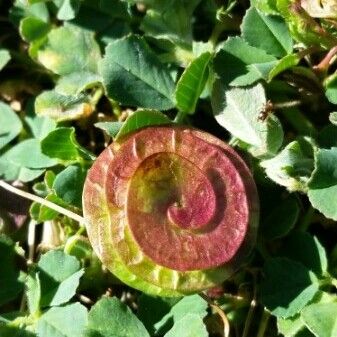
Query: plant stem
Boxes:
[
  {"xmin": 242, "ymin": 271, "xmax": 257, "ymax": 337},
  {"xmin": 256, "ymin": 309, "xmax": 270, "ymax": 337},
  {"xmin": 200, "ymin": 293, "xmax": 230, "ymax": 337},
  {"xmin": 27, "ymin": 220, "xmax": 36, "ymax": 265},
  {"xmin": 273, "ymin": 100, "xmax": 302, "ymax": 110},
  {"xmin": 0, "ymin": 180, "xmax": 86, "ymax": 225},
  {"xmin": 241, "ymin": 299, "xmax": 257, "ymax": 337},
  {"xmin": 314, "ymin": 45, "xmax": 337, "ymax": 72}
]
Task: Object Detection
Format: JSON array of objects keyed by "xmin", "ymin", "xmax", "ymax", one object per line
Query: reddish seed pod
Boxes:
[{"xmin": 83, "ymin": 126, "xmax": 259, "ymax": 296}]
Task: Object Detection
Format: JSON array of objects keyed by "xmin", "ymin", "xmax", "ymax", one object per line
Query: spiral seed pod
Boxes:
[{"xmin": 83, "ymin": 126, "xmax": 259, "ymax": 296}]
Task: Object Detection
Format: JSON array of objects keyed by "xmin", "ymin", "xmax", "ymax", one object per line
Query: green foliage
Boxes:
[
  {"xmin": 2, "ymin": 0, "xmax": 337, "ymax": 336},
  {"xmin": 260, "ymin": 258, "xmax": 319, "ymax": 318},
  {"xmin": 0, "ymin": 49, "xmax": 11, "ymax": 71},
  {"xmin": 175, "ymin": 52, "xmax": 212, "ymax": 114},
  {"xmin": 241, "ymin": 7, "xmax": 293, "ymax": 57},
  {"xmin": 0, "ymin": 235, "xmax": 24, "ymax": 305},
  {"xmin": 85, "ymin": 297, "xmax": 150, "ymax": 337},
  {"xmin": 37, "ymin": 302, "xmax": 87, "ymax": 337},
  {"xmin": 0, "ymin": 102, "xmax": 22, "ymax": 150},
  {"xmin": 115, "ymin": 109, "xmax": 172, "ymax": 141},
  {"xmin": 212, "ymin": 82, "xmax": 283, "ymax": 157},
  {"xmin": 101, "ymin": 35, "xmax": 175, "ymax": 110}
]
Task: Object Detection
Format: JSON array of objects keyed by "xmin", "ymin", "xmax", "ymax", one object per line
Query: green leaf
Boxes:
[
  {"xmin": 141, "ymin": 0, "xmax": 201, "ymax": 45},
  {"xmin": 214, "ymin": 37, "xmax": 277, "ymax": 86},
  {"xmin": 26, "ymin": 271, "xmax": 41, "ymax": 315},
  {"xmin": 212, "ymin": 81, "xmax": 283, "ymax": 157},
  {"xmin": 164, "ymin": 314, "xmax": 208, "ymax": 337},
  {"xmin": 155, "ymin": 295, "xmax": 207, "ymax": 334},
  {"xmin": 25, "ymin": 115, "xmax": 57, "ymax": 140},
  {"xmin": 35, "ymin": 90, "xmax": 93, "ymax": 122},
  {"xmin": 261, "ymin": 137, "xmax": 315, "ymax": 192},
  {"xmin": 53, "ymin": 165, "xmax": 86, "ymax": 208},
  {"xmin": 0, "ymin": 326, "xmax": 36, "ymax": 337},
  {"xmin": 137, "ymin": 295, "xmax": 180, "ymax": 335},
  {"xmin": 56, "ymin": 0, "xmax": 81, "ymax": 21},
  {"xmin": 302, "ymin": 302, "xmax": 337, "ymax": 337},
  {"xmin": 329, "ymin": 112, "xmax": 337, "ymax": 126},
  {"xmin": 0, "ymin": 49, "xmax": 11, "ymax": 71},
  {"xmin": 318, "ymin": 125, "xmax": 337, "ymax": 148},
  {"xmin": 277, "ymin": 314, "xmax": 309, "ymax": 337},
  {"xmin": 37, "ymin": 250, "xmax": 84, "ymax": 307},
  {"xmin": 0, "ymin": 154, "xmax": 45, "ymax": 182},
  {"xmin": 6, "ymin": 139, "xmax": 57, "ymax": 169},
  {"xmin": 0, "ymin": 101, "xmax": 22, "ymax": 150},
  {"xmin": 242, "ymin": 7, "xmax": 293, "ymax": 57},
  {"xmin": 0, "ymin": 235, "xmax": 24, "ymax": 305},
  {"xmin": 308, "ymin": 147, "xmax": 337, "ymax": 220},
  {"xmin": 29, "ymin": 193, "xmax": 64, "ymax": 222},
  {"xmin": 251, "ymin": 0, "xmax": 280, "ymax": 15},
  {"xmin": 279, "ymin": 232, "xmax": 328, "ymax": 276},
  {"xmin": 101, "ymin": 35, "xmax": 175, "ymax": 110},
  {"xmin": 261, "ymin": 194, "xmax": 300, "ymax": 239},
  {"xmin": 94, "ymin": 121, "xmax": 123, "ymax": 137},
  {"xmin": 55, "ymin": 72, "xmax": 102, "ymax": 96},
  {"xmin": 19, "ymin": 16, "xmax": 51, "ymax": 42},
  {"xmin": 260, "ymin": 257, "xmax": 319, "ymax": 318},
  {"xmin": 324, "ymin": 74, "xmax": 337, "ymax": 104},
  {"xmin": 175, "ymin": 52, "xmax": 212, "ymax": 114},
  {"xmin": 37, "ymin": 24, "xmax": 101, "ymax": 75},
  {"xmin": 41, "ymin": 127, "xmax": 81, "ymax": 162},
  {"xmin": 268, "ymin": 53, "xmax": 301, "ymax": 80},
  {"xmin": 85, "ymin": 297, "xmax": 150, "ymax": 337},
  {"xmin": 37, "ymin": 302, "xmax": 87, "ymax": 337},
  {"xmin": 10, "ymin": 0, "xmax": 49, "ymax": 25},
  {"xmin": 115, "ymin": 109, "xmax": 172, "ymax": 141}
]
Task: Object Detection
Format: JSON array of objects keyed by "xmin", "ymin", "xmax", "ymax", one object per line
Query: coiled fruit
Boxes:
[{"xmin": 83, "ymin": 126, "xmax": 259, "ymax": 296}]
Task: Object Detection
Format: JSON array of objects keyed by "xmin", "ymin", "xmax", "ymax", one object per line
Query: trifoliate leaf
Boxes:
[
  {"xmin": 212, "ymin": 81, "xmax": 283, "ymax": 157},
  {"xmin": 37, "ymin": 250, "xmax": 84, "ymax": 307},
  {"xmin": 260, "ymin": 258, "xmax": 319, "ymax": 318},
  {"xmin": 308, "ymin": 147, "xmax": 337, "ymax": 220},
  {"xmin": 85, "ymin": 297, "xmax": 150, "ymax": 337},
  {"xmin": 37, "ymin": 24, "xmax": 101, "ymax": 75},
  {"xmin": 37, "ymin": 302, "xmax": 87, "ymax": 337},
  {"xmin": 214, "ymin": 37, "xmax": 277, "ymax": 86},
  {"xmin": 0, "ymin": 101, "xmax": 22, "ymax": 150},
  {"xmin": 35, "ymin": 90, "xmax": 93, "ymax": 122},
  {"xmin": 261, "ymin": 137, "xmax": 315, "ymax": 192},
  {"xmin": 242, "ymin": 7, "xmax": 293, "ymax": 57},
  {"xmin": 101, "ymin": 35, "xmax": 175, "ymax": 110}
]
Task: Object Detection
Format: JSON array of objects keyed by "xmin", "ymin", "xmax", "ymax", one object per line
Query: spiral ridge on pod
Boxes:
[{"xmin": 83, "ymin": 126, "xmax": 259, "ymax": 296}]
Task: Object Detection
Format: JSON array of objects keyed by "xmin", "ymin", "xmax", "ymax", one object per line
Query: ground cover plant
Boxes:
[{"xmin": 1, "ymin": 0, "xmax": 337, "ymax": 336}]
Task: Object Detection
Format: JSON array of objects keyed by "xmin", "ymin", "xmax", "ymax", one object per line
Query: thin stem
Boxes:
[
  {"xmin": 241, "ymin": 299, "xmax": 257, "ymax": 337},
  {"xmin": 90, "ymin": 87, "xmax": 104, "ymax": 106},
  {"xmin": 242, "ymin": 272, "xmax": 257, "ymax": 337},
  {"xmin": 314, "ymin": 45, "xmax": 337, "ymax": 72},
  {"xmin": 273, "ymin": 100, "xmax": 302, "ymax": 110},
  {"xmin": 0, "ymin": 180, "xmax": 86, "ymax": 225},
  {"xmin": 200, "ymin": 293, "xmax": 230, "ymax": 337},
  {"xmin": 27, "ymin": 220, "xmax": 36, "ymax": 265},
  {"xmin": 256, "ymin": 310, "xmax": 270, "ymax": 337},
  {"xmin": 212, "ymin": 303, "xmax": 230, "ymax": 337}
]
